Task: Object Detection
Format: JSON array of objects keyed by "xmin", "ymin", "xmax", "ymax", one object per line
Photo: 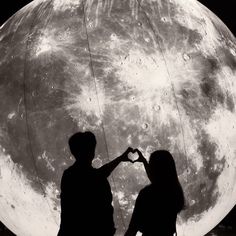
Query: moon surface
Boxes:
[{"xmin": 0, "ymin": 0, "xmax": 236, "ymax": 235}]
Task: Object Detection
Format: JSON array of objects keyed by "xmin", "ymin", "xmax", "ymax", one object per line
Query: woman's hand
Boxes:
[{"xmin": 134, "ymin": 149, "xmax": 146, "ymax": 163}]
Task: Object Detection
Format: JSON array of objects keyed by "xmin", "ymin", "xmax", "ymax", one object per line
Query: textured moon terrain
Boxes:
[{"xmin": 0, "ymin": 0, "xmax": 236, "ymax": 235}]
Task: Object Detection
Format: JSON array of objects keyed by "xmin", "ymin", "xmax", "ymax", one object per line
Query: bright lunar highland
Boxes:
[{"xmin": 0, "ymin": 0, "xmax": 236, "ymax": 235}]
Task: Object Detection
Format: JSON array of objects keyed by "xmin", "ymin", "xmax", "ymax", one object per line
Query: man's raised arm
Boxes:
[{"xmin": 99, "ymin": 147, "xmax": 133, "ymax": 177}]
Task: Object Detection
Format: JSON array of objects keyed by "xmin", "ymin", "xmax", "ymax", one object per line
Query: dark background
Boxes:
[{"xmin": 0, "ymin": 0, "xmax": 235, "ymax": 235}]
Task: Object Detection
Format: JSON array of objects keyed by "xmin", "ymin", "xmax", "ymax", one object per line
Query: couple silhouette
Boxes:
[{"xmin": 58, "ymin": 131, "xmax": 184, "ymax": 236}]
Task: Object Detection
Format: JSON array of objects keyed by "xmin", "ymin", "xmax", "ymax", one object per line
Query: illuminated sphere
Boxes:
[{"xmin": 0, "ymin": 0, "xmax": 236, "ymax": 235}]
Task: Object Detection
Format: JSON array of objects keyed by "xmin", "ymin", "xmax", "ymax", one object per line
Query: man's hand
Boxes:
[{"xmin": 99, "ymin": 147, "xmax": 134, "ymax": 177}]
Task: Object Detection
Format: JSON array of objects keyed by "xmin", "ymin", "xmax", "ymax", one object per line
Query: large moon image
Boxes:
[{"xmin": 0, "ymin": 0, "xmax": 236, "ymax": 235}]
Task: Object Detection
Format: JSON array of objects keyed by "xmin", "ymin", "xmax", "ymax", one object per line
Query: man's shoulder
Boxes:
[
  {"xmin": 62, "ymin": 165, "xmax": 81, "ymax": 177},
  {"xmin": 62, "ymin": 165, "xmax": 104, "ymax": 178}
]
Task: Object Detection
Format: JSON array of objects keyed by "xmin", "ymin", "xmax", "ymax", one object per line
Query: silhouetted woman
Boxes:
[{"xmin": 125, "ymin": 150, "xmax": 185, "ymax": 236}]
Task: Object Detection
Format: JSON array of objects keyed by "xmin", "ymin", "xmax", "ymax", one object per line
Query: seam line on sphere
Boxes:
[
  {"xmin": 136, "ymin": 0, "xmax": 189, "ymax": 183},
  {"xmin": 22, "ymin": 0, "xmax": 59, "ymax": 226},
  {"xmin": 81, "ymin": 0, "xmax": 126, "ymax": 229}
]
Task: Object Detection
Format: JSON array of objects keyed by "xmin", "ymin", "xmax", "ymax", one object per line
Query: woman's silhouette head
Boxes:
[
  {"xmin": 148, "ymin": 150, "xmax": 178, "ymax": 185},
  {"xmin": 148, "ymin": 150, "xmax": 185, "ymax": 212},
  {"xmin": 68, "ymin": 131, "xmax": 96, "ymax": 163}
]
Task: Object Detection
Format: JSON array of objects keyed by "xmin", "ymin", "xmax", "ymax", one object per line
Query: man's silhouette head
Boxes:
[{"xmin": 69, "ymin": 131, "xmax": 96, "ymax": 164}]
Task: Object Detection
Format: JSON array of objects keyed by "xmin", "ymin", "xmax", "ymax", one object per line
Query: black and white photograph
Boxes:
[{"xmin": 0, "ymin": 0, "xmax": 235, "ymax": 235}]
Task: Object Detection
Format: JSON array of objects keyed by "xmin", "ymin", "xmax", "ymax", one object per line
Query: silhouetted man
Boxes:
[{"xmin": 58, "ymin": 131, "xmax": 133, "ymax": 236}]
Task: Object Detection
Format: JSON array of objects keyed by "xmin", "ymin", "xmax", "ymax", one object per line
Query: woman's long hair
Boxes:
[{"xmin": 148, "ymin": 150, "xmax": 185, "ymax": 213}]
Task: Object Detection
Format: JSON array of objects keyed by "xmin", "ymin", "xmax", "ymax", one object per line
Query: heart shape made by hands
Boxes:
[{"xmin": 128, "ymin": 150, "xmax": 139, "ymax": 163}]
